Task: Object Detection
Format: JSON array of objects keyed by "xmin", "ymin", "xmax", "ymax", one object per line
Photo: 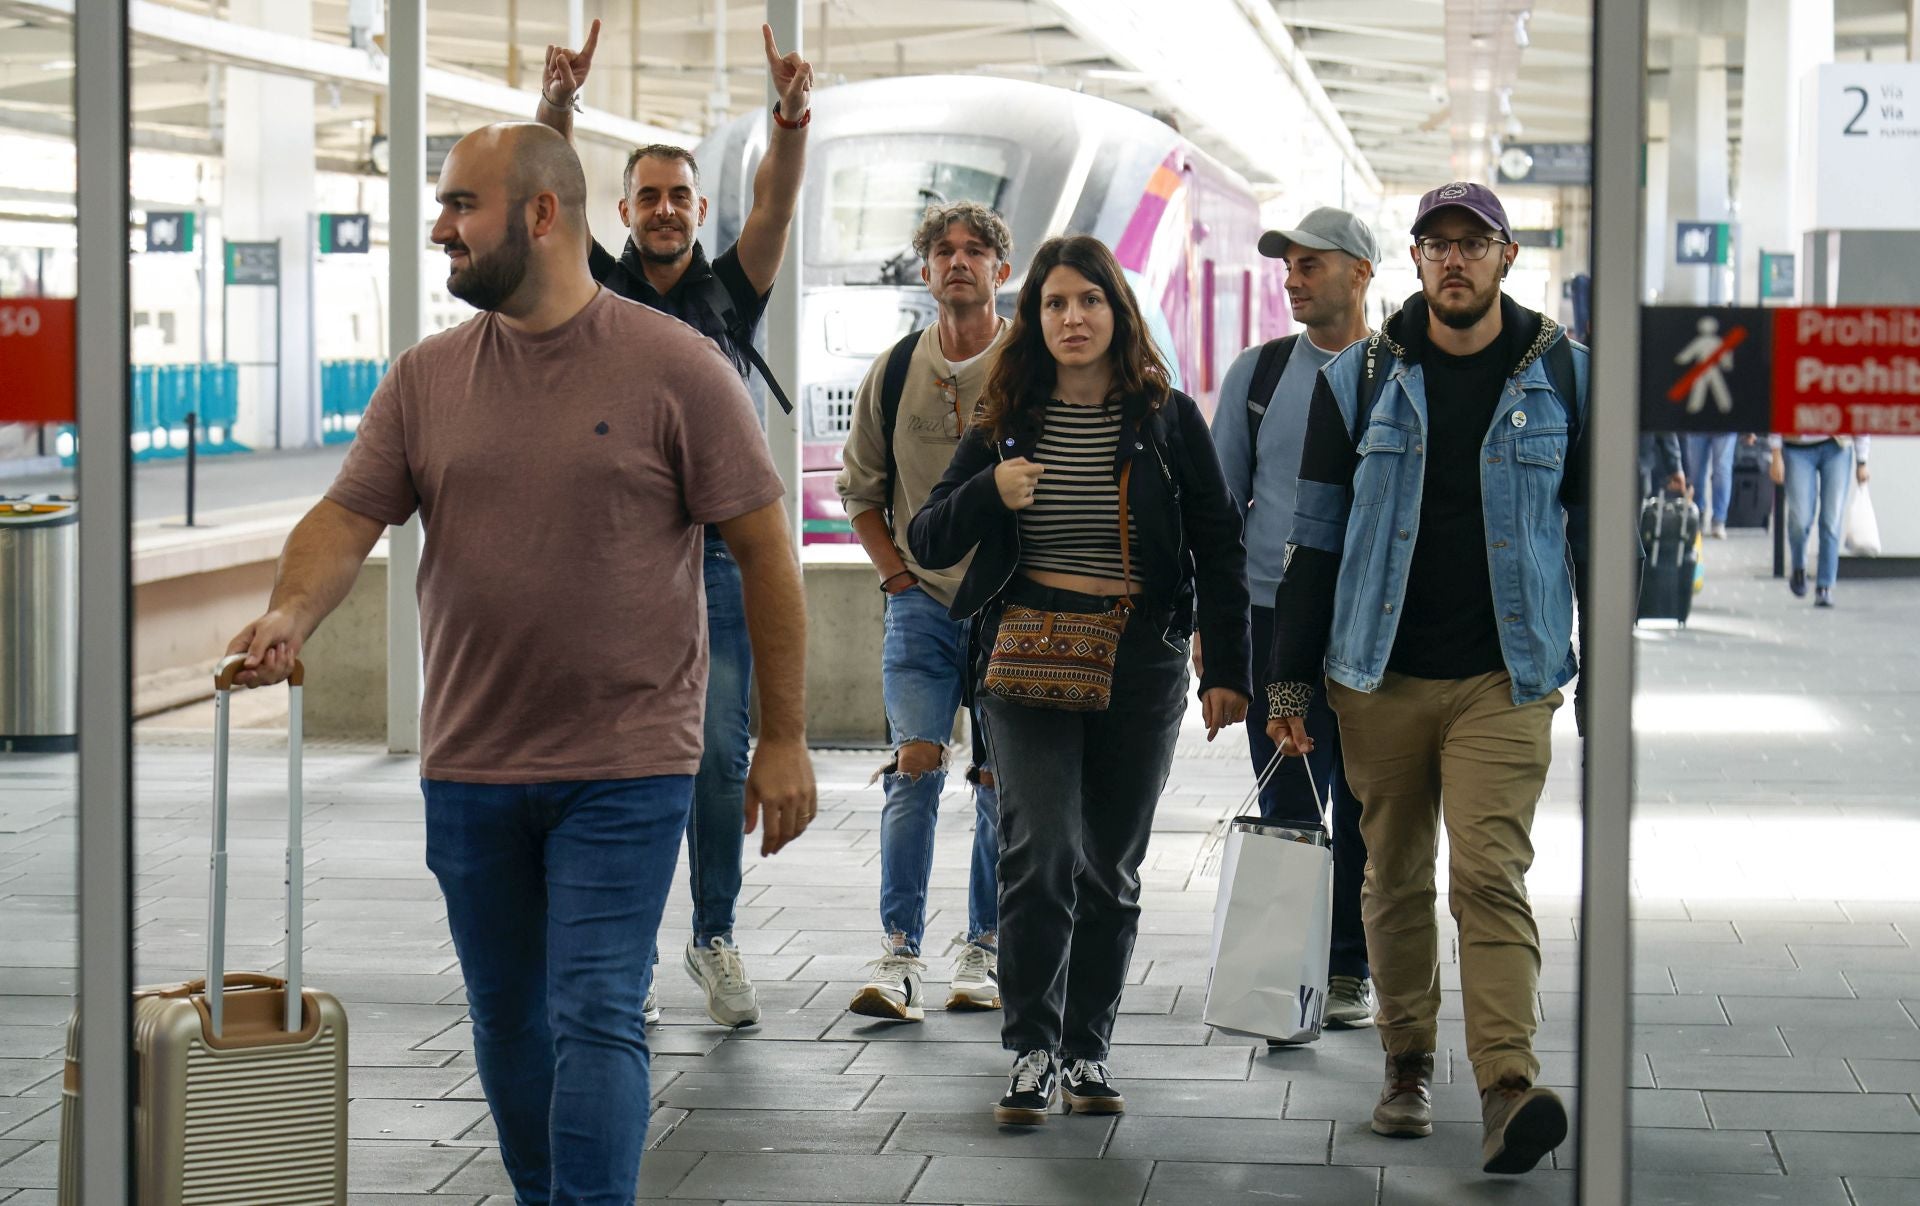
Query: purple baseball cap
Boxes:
[{"xmin": 1411, "ymin": 181, "xmax": 1513, "ymax": 242}]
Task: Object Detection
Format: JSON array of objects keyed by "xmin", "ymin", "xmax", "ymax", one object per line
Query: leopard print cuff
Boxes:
[{"xmin": 1266, "ymin": 681, "xmax": 1312, "ymax": 720}]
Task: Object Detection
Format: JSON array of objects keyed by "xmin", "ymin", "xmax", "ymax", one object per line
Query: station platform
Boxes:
[{"xmin": 1, "ymin": 528, "xmax": 1916, "ymax": 1204}]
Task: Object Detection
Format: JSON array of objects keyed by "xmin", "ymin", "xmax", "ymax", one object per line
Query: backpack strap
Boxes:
[
  {"xmin": 1356, "ymin": 331, "xmax": 1394, "ymax": 443},
  {"xmin": 1245, "ymin": 334, "xmax": 1299, "ymax": 464},
  {"xmin": 878, "ymin": 329, "xmax": 923, "ymax": 526},
  {"xmin": 1545, "ymin": 334, "xmax": 1580, "ymax": 451},
  {"xmin": 699, "ymin": 275, "xmax": 795, "ymax": 415}
]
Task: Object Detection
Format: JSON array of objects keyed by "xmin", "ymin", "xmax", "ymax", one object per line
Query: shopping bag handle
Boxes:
[{"xmin": 1244, "ymin": 744, "xmax": 1331, "ymax": 834}]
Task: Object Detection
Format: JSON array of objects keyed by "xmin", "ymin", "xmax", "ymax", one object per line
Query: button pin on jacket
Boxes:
[{"xmin": 1511, "ymin": 410, "xmax": 1527, "ymax": 429}]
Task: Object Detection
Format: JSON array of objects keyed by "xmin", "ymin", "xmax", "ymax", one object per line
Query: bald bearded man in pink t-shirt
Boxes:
[{"xmin": 224, "ymin": 123, "xmax": 815, "ymax": 1205}]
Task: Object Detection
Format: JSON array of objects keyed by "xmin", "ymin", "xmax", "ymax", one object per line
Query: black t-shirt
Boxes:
[
  {"xmin": 1386, "ymin": 323, "xmax": 1515, "ymax": 680},
  {"xmin": 588, "ymin": 237, "xmax": 770, "ymax": 383}
]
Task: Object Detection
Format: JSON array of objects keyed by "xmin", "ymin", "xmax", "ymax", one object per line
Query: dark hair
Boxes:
[
  {"xmin": 977, "ymin": 235, "xmax": 1172, "ymax": 439},
  {"xmin": 622, "ymin": 143, "xmax": 700, "ymax": 197}
]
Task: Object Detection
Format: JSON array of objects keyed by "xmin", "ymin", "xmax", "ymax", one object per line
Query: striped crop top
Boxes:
[{"xmin": 1017, "ymin": 400, "xmax": 1142, "ymax": 586}]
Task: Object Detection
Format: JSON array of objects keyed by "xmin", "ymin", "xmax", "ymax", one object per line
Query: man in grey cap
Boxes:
[
  {"xmin": 1209, "ymin": 205, "xmax": 1377, "ymax": 1033},
  {"xmin": 1262, "ymin": 181, "xmax": 1588, "ymax": 1175}
]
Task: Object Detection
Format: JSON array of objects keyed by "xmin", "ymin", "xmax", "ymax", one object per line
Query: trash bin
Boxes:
[{"xmin": 0, "ymin": 494, "xmax": 79, "ymax": 752}]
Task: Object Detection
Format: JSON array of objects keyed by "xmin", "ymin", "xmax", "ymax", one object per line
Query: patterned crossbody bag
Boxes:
[{"xmin": 982, "ymin": 461, "xmax": 1134, "ymax": 712}]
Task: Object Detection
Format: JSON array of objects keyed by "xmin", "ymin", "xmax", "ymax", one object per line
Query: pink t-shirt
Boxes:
[{"xmin": 325, "ymin": 288, "xmax": 784, "ymax": 783}]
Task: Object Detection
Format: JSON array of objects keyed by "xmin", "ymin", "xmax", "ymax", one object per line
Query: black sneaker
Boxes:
[
  {"xmin": 1790, "ymin": 569, "xmax": 1808, "ymax": 597},
  {"xmin": 994, "ymin": 1049, "xmax": 1057, "ymax": 1125},
  {"xmin": 1060, "ymin": 1057, "xmax": 1124, "ymax": 1114}
]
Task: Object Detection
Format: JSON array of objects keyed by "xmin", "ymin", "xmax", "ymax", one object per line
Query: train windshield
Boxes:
[{"xmin": 814, "ymin": 134, "xmax": 1016, "ymax": 269}]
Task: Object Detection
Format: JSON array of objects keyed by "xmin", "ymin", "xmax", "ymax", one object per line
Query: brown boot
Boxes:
[
  {"xmin": 1370, "ymin": 1051, "xmax": 1435, "ymax": 1137},
  {"xmin": 1480, "ymin": 1076, "xmax": 1567, "ymax": 1174}
]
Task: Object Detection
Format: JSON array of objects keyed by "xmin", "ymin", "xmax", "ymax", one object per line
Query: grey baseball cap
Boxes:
[{"xmin": 1257, "ymin": 207, "xmax": 1379, "ymax": 265}]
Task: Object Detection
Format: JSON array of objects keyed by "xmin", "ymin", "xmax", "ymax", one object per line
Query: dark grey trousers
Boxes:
[{"xmin": 979, "ymin": 581, "xmax": 1189, "ymax": 1061}]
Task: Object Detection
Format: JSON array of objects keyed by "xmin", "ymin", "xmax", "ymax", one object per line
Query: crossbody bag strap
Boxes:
[{"xmin": 1117, "ymin": 459, "xmax": 1134, "ymax": 610}]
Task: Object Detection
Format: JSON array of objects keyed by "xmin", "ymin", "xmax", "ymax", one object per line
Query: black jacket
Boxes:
[{"xmin": 907, "ymin": 388, "xmax": 1252, "ymax": 702}]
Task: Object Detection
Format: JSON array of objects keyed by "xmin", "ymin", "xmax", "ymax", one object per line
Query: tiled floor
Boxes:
[{"xmin": 2, "ymin": 528, "xmax": 1917, "ymax": 1204}]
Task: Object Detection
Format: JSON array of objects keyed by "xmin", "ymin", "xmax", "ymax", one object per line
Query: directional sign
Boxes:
[
  {"xmin": 224, "ymin": 240, "xmax": 280, "ymax": 286},
  {"xmin": 320, "ymin": 212, "xmax": 371, "ymax": 254},
  {"xmin": 0, "ymin": 299, "xmax": 76, "ymax": 423},
  {"xmin": 1675, "ymin": 221, "xmax": 1730, "ymax": 266},
  {"xmin": 1495, "ymin": 142, "xmax": 1591, "ymax": 185},
  {"xmin": 144, "ymin": 211, "xmax": 195, "ymax": 253},
  {"xmin": 1642, "ymin": 304, "xmax": 1920, "ymax": 436},
  {"xmin": 1759, "ymin": 252, "xmax": 1796, "ymax": 301}
]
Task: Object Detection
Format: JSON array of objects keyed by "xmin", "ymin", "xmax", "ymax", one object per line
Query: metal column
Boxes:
[
  {"xmin": 764, "ymin": 0, "xmax": 804, "ymax": 549},
  {"xmin": 74, "ymin": 0, "xmax": 134, "ymax": 1198},
  {"xmin": 386, "ymin": 0, "xmax": 424, "ymax": 754},
  {"xmin": 1579, "ymin": 0, "xmax": 1644, "ymax": 1202}
]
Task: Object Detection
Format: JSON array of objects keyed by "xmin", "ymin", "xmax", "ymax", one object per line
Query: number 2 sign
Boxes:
[{"xmin": 0, "ymin": 298, "xmax": 76, "ymax": 424}]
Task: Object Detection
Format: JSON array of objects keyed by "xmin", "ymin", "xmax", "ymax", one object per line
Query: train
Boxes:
[{"xmin": 696, "ymin": 75, "xmax": 1290, "ymax": 542}]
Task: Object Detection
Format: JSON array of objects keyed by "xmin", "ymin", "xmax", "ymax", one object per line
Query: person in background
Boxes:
[
  {"xmin": 1771, "ymin": 434, "xmax": 1870, "ymax": 607},
  {"xmin": 1209, "ymin": 206, "xmax": 1377, "ymax": 1033},
  {"xmin": 834, "ymin": 202, "xmax": 1015, "ymax": 1021},
  {"xmin": 537, "ymin": 18, "xmax": 814, "ymax": 1028},
  {"xmin": 910, "ymin": 234, "xmax": 1251, "ymax": 1125},
  {"xmin": 1685, "ymin": 432, "xmax": 1737, "ymax": 538}
]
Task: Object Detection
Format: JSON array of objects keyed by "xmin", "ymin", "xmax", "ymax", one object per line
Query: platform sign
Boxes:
[
  {"xmin": 1642, "ymin": 304, "xmax": 1920, "ymax": 436},
  {"xmin": 145, "ymin": 211, "xmax": 195, "ymax": 253},
  {"xmin": 0, "ymin": 298, "xmax": 77, "ymax": 423},
  {"xmin": 1513, "ymin": 228, "xmax": 1564, "ymax": 249},
  {"xmin": 1760, "ymin": 252, "xmax": 1796, "ymax": 301},
  {"xmin": 1804, "ymin": 63, "xmax": 1920, "ymax": 231},
  {"xmin": 1675, "ymin": 221, "xmax": 1730, "ymax": 266},
  {"xmin": 225, "ymin": 241, "xmax": 279, "ymax": 286},
  {"xmin": 320, "ymin": 213, "xmax": 371, "ymax": 254}
]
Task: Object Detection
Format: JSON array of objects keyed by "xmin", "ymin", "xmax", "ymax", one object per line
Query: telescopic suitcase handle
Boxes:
[{"xmin": 207, "ymin": 654, "xmax": 306, "ymax": 1038}]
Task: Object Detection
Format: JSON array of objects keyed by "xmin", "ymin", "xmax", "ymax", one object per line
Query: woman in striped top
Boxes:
[{"xmin": 909, "ymin": 235, "xmax": 1252, "ymax": 1126}]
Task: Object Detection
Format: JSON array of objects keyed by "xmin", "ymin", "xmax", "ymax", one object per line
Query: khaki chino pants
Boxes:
[{"xmin": 1327, "ymin": 671, "xmax": 1561, "ymax": 1092}]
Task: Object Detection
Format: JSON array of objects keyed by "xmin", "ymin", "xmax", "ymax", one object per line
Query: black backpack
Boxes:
[
  {"xmin": 876, "ymin": 329, "xmax": 923, "ymax": 526},
  {"xmin": 696, "ymin": 274, "xmax": 794, "ymax": 415},
  {"xmin": 1243, "ymin": 334, "xmax": 1302, "ymax": 467}
]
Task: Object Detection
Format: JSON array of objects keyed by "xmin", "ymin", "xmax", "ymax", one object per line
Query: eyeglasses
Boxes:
[{"xmin": 1416, "ymin": 235, "xmax": 1510, "ymax": 262}]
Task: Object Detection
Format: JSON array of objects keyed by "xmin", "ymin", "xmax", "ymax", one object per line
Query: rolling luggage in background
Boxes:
[
  {"xmin": 59, "ymin": 657, "xmax": 348, "ymax": 1205},
  {"xmin": 1638, "ymin": 495, "xmax": 1701, "ymax": 625},
  {"xmin": 1727, "ymin": 440, "xmax": 1773, "ymax": 529}
]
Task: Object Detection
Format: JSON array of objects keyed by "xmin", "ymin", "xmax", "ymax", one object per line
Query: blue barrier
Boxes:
[{"xmin": 320, "ymin": 359, "xmax": 386, "ymax": 444}]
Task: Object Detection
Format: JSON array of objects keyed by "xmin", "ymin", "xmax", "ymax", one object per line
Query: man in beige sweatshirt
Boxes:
[{"xmin": 835, "ymin": 201, "xmax": 1013, "ymax": 1022}]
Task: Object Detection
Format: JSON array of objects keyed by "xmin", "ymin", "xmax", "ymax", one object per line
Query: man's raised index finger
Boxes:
[{"xmin": 762, "ymin": 23, "xmax": 783, "ymax": 65}]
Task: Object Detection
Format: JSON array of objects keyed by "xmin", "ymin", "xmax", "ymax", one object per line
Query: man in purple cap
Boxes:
[{"xmin": 1260, "ymin": 181, "xmax": 1588, "ymax": 1175}]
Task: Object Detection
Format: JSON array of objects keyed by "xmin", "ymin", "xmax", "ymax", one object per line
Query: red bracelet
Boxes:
[{"xmin": 771, "ymin": 101, "xmax": 810, "ymax": 130}]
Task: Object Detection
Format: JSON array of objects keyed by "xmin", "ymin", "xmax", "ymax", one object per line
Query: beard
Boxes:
[
  {"xmin": 1427, "ymin": 274, "xmax": 1499, "ymax": 330},
  {"xmin": 446, "ymin": 208, "xmax": 531, "ymax": 311},
  {"xmin": 636, "ymin": 223, "xmax": 694, "ymax": 264}
]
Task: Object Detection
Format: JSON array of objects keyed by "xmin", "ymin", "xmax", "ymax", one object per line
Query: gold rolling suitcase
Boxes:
[{"xmin": 59, "ymin": 657, "xmax": 348, "ymax": 1203}]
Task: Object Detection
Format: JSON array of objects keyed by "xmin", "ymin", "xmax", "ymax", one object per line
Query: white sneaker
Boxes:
[
  {"xmin": 684, "ymin": 936, "xmax": 762, "ymax": 1028},
  {"xmin": 642, "ymin": 984, "xmax": 661, "ymax": 1026},
  {"xmin": 849, "ymin": 944, "xmax": 927, "ymax": 1021},
  {"xmin": 945, "ymin": 935, "xmax": 1000, "ymax": 1011}
]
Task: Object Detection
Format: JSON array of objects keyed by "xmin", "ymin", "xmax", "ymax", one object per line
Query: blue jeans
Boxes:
[
  {"xmin": 1250, "ymin": 606, "xmax": 1370, "ymax": 981},
  {"xmin": 424, "ymin": 775, "xmax": 691, "ymax": 1206},
  {"xmin": 879, "ymin": 585, "xmax": 999, "ymax": 954},
  {"xmin": 1783, "ymin": 440, "xmax": 1854, "ymax": 589},
  {"xmin": 1683, "ymin": 433, "xmax": 1736, "ymax": 525},
  {"xmin": 685, "ymin": 535, "xmax": 752, "ymax": 946}
]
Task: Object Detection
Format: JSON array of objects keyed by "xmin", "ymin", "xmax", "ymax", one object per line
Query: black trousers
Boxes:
[
  {"xmin": 979, "ymin": 580, "xmax": 1189, "ymax": 1060},
  {"xmin": 1249, "ymin": 605, "xmax": 1371, "ymax": 981}
]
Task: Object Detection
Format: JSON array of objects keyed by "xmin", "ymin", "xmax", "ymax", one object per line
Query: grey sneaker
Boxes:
[
  {"xmin": 1481, "ymin": 1076, "xmax": 1567, "ymax": 1174},
  {"xmin": 1371, "ymin": 1052, "xmax": 1435, "ymax": 1138},
  {"xmin": 1324, "ymin": 975, "xmax": 1376, "ymax": 1028},
  {"xmin": 1710, "ymin": 520, "xmax": 1728, "ymax": 539},
  {"xmin": 684, "ymin": 936, "xmax": 762, "ymax": 1028},
  {"xmin": 946, "ymin": 936, "xmax": 1000, "ymax": 1011},
  {"xmin": 642, "ymin": 984, "xmax": 661, "ymax": 1026},
  {"xmin": 850, "ymin": 944, "xmax": 927, "ymax": 1021}
]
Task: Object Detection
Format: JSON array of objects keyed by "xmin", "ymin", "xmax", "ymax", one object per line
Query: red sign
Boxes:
[
  {"xmin": 0, "ymin": 298, "xmax": 76, "ymax": 424},
  {"xmin": 1771, "ymin": 306, "xmax": 1920, "ymax": 436}
]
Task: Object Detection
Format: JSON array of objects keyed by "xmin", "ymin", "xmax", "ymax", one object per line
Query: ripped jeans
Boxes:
[{"xmin": 879, "ymin": 584, "xmax": 999, "ymax": 956}]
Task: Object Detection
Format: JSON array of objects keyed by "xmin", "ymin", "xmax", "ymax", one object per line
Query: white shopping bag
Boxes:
[
  {"xmin": 1202, "ymin": 751, "xmax": 1334, "ymax": 1043},
  {"xmin": 1845, "ymin": 483, "xmax": 1882, "ymax": 557}
]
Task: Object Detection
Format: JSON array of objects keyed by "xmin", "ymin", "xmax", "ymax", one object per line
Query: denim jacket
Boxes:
[{"xmin": 1267, "ymin": 296, "xmax": 1590, "ymax": 709}]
